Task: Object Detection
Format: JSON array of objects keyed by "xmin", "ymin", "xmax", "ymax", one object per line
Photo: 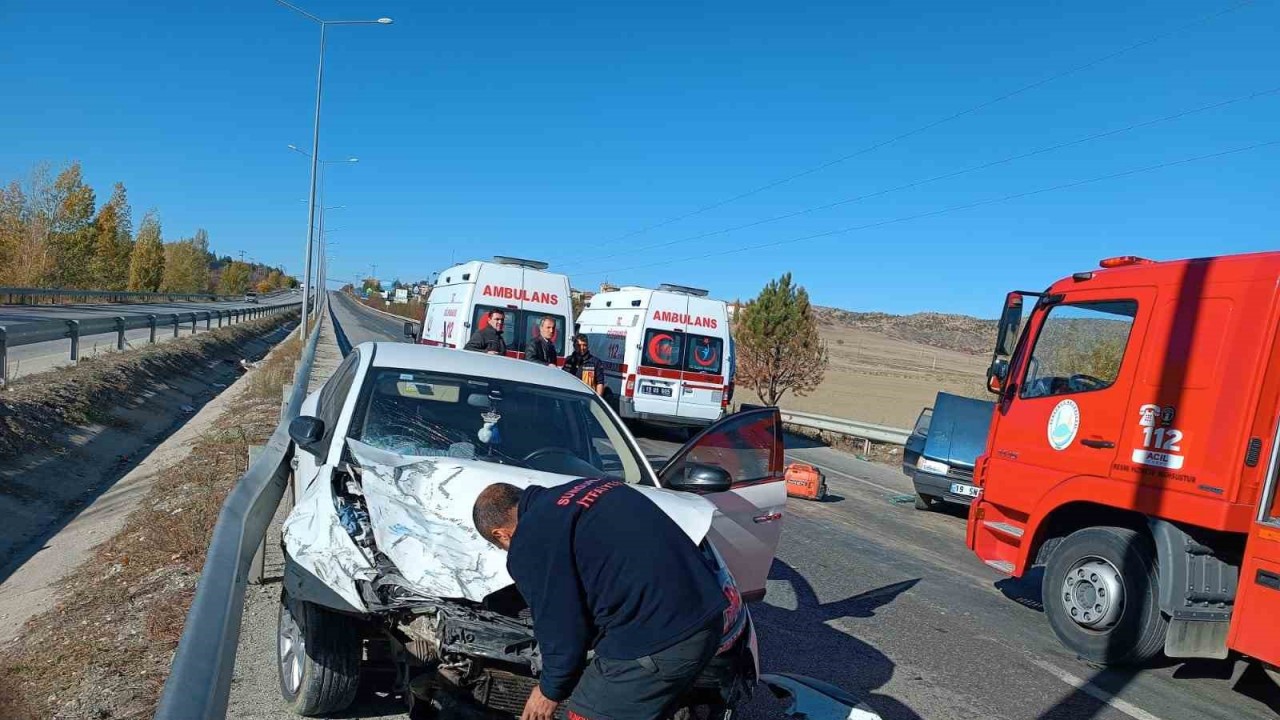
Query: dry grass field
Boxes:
[{"xmin": 770, "ymin": 312, "xmax": 995, "ymax": 429}]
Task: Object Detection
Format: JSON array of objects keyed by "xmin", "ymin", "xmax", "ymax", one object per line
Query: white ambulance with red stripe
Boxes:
[
  {"xmin": 411, "ymin": 257, "xmax": 573, "ymax": 362},
  {"xmin": 576, "ymin": 284, "xmax": 734, "ymax": 430}
]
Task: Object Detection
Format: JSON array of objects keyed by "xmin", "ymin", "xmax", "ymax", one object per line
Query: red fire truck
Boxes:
[{"xmin": 969, "ymin": 252, "xmax": 1280, "ymax": 670}]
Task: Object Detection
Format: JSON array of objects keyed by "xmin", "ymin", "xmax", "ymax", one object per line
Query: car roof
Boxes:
[{"xmin": 360, "ymin": 342, "xmax": 595, "ymax": 395}]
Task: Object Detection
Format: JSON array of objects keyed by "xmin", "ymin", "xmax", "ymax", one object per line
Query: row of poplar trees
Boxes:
[{"xmin": 0, "ymin": 161, "xmax": 289, "ymax": 295}]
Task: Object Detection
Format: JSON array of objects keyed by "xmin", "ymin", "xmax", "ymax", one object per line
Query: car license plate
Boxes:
[
  {"xmin": 642, "ymin": 385, "xmax": 672, "ymax": 397},
  {"xmin": 950, "ymin": 482, "xmax": 980, "ymax": 498}
]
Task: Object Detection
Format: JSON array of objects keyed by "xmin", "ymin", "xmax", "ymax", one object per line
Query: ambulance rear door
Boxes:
[
  {"xmin": 470, "ymin": 263, "xmax": 521, "ymax": 352},
  {"xmin": 515, "ymin": 269, "xmax": 570, "ymax": 361},
  {"xmin": 679, "ymin": 297, "xmax": 728, "ymax": 423},
  {"xmin": 636, "ymin": 291, "xmax": 688, "ymax": 419}
]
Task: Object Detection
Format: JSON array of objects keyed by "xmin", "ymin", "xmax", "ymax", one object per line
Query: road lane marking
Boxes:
[{"xmin": 1029, "ymin": 658, "xmax": 1168, "ymax": 720}]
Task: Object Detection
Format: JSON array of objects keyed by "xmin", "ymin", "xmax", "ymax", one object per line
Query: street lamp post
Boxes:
[
  {"xmin": 277, "ymin": 0, "xmax": 390, "ymax": 336},
  {"xmin": 317, "ymin": 211, "xmax": 342, "ymax": 294},
  {"xmin": 288, "ymin": 144, "xmax": 356, "ymax": 303}
]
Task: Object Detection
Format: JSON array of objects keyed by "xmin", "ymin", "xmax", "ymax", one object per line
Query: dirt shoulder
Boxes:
[{"xmin": 0, "ymin": 317, "xmax": 302, "ymax": 719}]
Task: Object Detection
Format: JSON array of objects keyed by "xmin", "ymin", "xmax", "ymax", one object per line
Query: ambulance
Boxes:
[
  {"xmin": 408, "ymin": 257, "xmax": 573, "ymax": 361},
  {"xmin": 576, "ymin": 284, "xmax": 734, "ymax": 431}
]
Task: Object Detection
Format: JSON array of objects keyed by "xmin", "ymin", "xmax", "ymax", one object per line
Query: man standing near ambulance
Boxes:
[
  {"xmin": 524, "ymin": 315, "xmax": 559, "ymax": 366},
  {"xmin": 465, "ymin": 309, "xmax": 508, "ymax": 354},
  {"xmin": 563, "ymin": 334, "xmax": 606, "ymax": 396}
]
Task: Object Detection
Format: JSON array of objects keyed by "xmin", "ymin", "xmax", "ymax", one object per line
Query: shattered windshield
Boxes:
[{"xmin": 349, "ymin": 367, "xmax": 648, "ymax": 484}]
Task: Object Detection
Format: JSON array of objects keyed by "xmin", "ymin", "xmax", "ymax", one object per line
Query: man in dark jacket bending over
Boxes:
[{"xmin": 473, "ymin": 480, "xmax": 727, "ymax": 720}]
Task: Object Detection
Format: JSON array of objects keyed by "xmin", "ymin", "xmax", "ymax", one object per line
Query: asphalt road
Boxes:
[
  {"xmin": 328, "ymin": 290, "xmax": 410, "ymax": 348},
  {"xmin": 0, "ymin": 291, "xmax": 303, "ymax": 381},
  {"xmin": 636, "ymin": 433, "xmax": 1280, "ymax": 720},
  {"xmin": 229, "ymin": 298, "xmax": 1280, "ymax": 720}
]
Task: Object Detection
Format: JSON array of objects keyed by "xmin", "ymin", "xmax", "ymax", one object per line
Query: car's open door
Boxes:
[{"xmin": 660, "ymin": 407, "xmax": 785, "ymax": 602}]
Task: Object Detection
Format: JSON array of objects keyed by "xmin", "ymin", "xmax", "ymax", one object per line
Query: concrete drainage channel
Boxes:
[{"xmin": 0, "ymin": 314, "xmax": 300, "ymax": 636}]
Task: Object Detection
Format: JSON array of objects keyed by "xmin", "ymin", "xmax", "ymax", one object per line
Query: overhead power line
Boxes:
[
  {"xmin": 573, "ymin": 138, "xmax": 1280, "ymax": 279},
  {"xmin": 558, "ymin": 84, "xmax": 1280, "ymax": 270},
  {"xmin": 573, "ymin": 0, "xmax": 1256, "ymax": 251}
]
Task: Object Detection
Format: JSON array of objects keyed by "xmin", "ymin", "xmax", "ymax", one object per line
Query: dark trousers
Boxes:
[{"xmin": 566, "ymin": 619, "xmax": 720, "ymax": 720}]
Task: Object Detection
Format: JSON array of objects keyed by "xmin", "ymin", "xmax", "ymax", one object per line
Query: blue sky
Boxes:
[{"xmin": 1, "ymin": 0, "xmax": 1275, "ymax": 316}]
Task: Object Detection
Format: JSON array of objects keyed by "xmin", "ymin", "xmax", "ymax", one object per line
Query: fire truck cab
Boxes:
[
  {"xmin": 409, "ymin": 257, "xmax": 573, "ymax": 362},
  {"xmin": 970, "ymin": 251, "xmax": 1280, "ymax": 669}
]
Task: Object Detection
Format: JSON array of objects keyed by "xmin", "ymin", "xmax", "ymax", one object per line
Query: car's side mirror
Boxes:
[
  {"xmin": 289, "ymin": 415, "xmax": 326, "ymax": 456},
  {"xmin": 403, "ymin": 321, "xmax": 420, "ymax": 341},
  {"xmin": 665, "ymin": 462, "xmax": 733, "ymax": 494}
]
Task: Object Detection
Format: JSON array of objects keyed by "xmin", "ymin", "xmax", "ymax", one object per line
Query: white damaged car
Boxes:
[{"xmin": 277, "ymin": 342, "xmax": 790, "ymax": 718}]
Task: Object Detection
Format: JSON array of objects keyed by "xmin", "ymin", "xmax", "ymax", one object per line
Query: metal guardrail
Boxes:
[
  {"xmin": 0, "ymin": 302, "xmax": 302, "ymax": 386},
  {"xmin": 155, "ymin": 296, "xmax": 325, "ymax": 720},
  {"xmin": 0, "ymin": 285, "xmax": 240, "ymax": 305},
  {"xmin": 779, "ymin": 409, "xmax": 911, "ymax": 445}
]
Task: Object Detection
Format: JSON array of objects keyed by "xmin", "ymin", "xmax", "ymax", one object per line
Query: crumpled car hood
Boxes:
[{"xmin": 284, "ymin": 439, "xmax": 716, "ymax": 609}]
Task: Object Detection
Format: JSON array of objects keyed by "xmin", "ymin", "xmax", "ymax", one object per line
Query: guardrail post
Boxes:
[
  {"xmin": 115, "ymin": 316, "xmax": 126, "ymax": 350},
  {"xmin": 204, "ymin": 312, "xmax": 211, "ymax": 331},
  {"xmin": 0, "ymin": 327, "xmax": 8, "ymax": 388},
  {"xmin": 246, "ymin": 445, "xmax": 268, "ymax": 585},
  {"xmin": 190, "ymin": 315, "xmax": 198, "ymax": 335},
  {"xmin": 216, "ymin": 310, "xmax": 223, "ymax": 328},
  {"xmin": 172, "ymin": 314, "xmax": 180, "ymax": 338},
  {"xmin": 67, "ymin": 320, "xmax": 80, "ymax": 363},
  {"xmin": 148, "ymin": 315, "xmax": 158, "ymax": 344}
]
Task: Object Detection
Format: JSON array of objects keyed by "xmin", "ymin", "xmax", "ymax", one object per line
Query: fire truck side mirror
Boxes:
[
  {"xmin": 404, "ymin": 321, "xmax": 421, "ymax": 341},
  {"xmin": 995, "ymin": 293, "xmax": 1024, "ymax": 358},
  {"xmin": 987, "ymin": 359, "xmax": 1009, "ymax": 394}
]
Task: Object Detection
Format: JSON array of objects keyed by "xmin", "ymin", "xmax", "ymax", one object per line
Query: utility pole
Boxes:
[{"xmin": 238, "ymin": 250, "xmax": 246, "ymax": 263}]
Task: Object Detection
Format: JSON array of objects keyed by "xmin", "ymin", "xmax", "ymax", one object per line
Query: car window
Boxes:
[
  {"xmin": 1021, "ymin": 300, "xmax": 1137, "ymax": 399},
  {"xmin": 661, "ymin": 409, "xmax": 780, "ymax": 487},
  {"xmin": 471, "ymin": 305, "xmax": 518, "ymax": 348},
  {"xmin": 642, "ymin": 328, "xmax": 684, "ymax": 370},
  {"xmin": 684, "ymin": 334, "xmax": 723, "ymax": 375},
  {"xmin": 912, "ymin": 409, "xmax": 932, "ymax": 436},
  {"xmin": 318, "ymin": 350, "xmax": 360, "ymax": 453},
  {"xmin": 350, "ymin": 367, "xmax": 646, "ymax": 484}
]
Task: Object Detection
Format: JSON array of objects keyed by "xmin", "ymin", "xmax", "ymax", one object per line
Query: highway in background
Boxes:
[
  {"xmin": 0, "ymin": 291, "xmax": 302, "ymax": 381},
  {"xmin": 233, "ymin": 297, "xmax": 1280, "ymax": 720},
  {"xmin": 327, "ymin": 290, "xmax": 407, "ymax": 348}
]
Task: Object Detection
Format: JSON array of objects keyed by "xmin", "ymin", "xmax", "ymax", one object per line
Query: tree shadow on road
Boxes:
[{"xmin": 751, "ymin": 559, "xmax": 924, "ymax": 720}]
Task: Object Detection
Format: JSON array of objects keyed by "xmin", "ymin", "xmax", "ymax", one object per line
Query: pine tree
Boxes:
[
  {"xmin": 92, "ymin": 182, "xmax": 133, "ymax": 290},
  {"xmin": 128, "ymin": 211, "xmax": 165, "ymax": 292},
  {"xmin": 734, "ymin": 272, "xmax": 829, "ymax": 406}
]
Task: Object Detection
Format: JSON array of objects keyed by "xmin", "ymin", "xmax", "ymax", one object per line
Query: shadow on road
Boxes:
[
  {"xmin": 995, "ymin": 566, "xmax": 1046, "ymax": 613},
  {"xmin": 1233, "ymin": 663, "xmax": 1280, "ymax": 714},
  {"xmin": 754, "ymin": 559, "xmax": 924, "ymax": 720}
]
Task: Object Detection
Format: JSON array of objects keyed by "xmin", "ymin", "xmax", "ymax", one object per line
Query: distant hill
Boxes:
[{"xmin": 815, "ymin": 307, "xmax": 997, "ymax": 356}]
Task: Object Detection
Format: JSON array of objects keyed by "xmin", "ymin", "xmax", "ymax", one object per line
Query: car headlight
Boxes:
[{"xmin": 917, "ymin": 457, "xmax": 950, "ymax": 475}]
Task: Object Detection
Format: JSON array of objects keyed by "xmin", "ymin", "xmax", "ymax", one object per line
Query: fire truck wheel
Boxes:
[{"xmin": 1042, "ymin": 527, "xmax": 1167, "ymax": 665}]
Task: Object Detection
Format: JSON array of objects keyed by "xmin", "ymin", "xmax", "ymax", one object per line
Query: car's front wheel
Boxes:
[{"xmin": 277, "ymin": 593, "xmax": 361, "ymax": 716}]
